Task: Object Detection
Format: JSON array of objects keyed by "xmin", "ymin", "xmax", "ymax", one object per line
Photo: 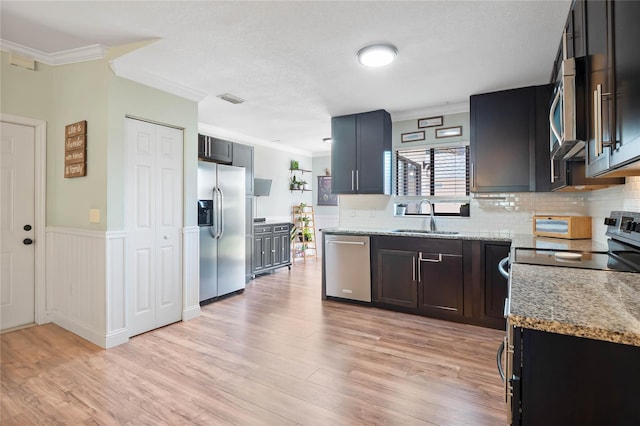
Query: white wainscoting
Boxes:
[
  {"xmin": 46, "ymin": 226, "xmax": 200, "ymax": 349},
  {"xmin": 182, "ymin": 226, "xmax": 200, "ymax": 321},
  {"xmin": 46, "ymin": 226, "xmax": 198, "ymax": 348},
  {"xmin": 46, "ymin": 227, "xmax": 108, "ymax": 348},
  {"xmin": 106, "ymin": 231, "xmax": 128, "ymax": 348}
]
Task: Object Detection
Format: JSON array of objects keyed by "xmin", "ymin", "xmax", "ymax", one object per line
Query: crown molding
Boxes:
[
  {"xmin": 0, "ymin": 39, "xmax": 107, "ymax": 65},
  {"xmin": 391, "ymin": 101, "xmax": 469, "ymax": 122},
  {"xmin": 198, "ymin": 123, "xmax": 314, "ymax": 158},
  {"xmin": 109, "ymin": 60, "xmax": 207, "ymax": 103}
]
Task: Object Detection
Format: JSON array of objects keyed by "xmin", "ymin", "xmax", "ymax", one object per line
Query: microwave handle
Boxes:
[{"xmin": 549, "ymin": 88, "xmax": 563, "ymax": 146}]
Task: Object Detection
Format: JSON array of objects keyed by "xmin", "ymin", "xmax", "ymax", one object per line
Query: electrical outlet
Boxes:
[
  {"xmin": 89, "ymin": 209, "xmax": 100, "ymax": 224},
  {"xmin": 351, "ymin": 209, "xmax": 356, "ymax": 217},
  {"xmin": 369, "ymin": 209, "xmax": 375, "ymax": 217}
]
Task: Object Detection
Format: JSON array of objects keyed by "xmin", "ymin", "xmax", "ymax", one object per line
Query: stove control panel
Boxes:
[{"xmin": 605, "ymin": 211, "xmax": 640, "ymax": 246}]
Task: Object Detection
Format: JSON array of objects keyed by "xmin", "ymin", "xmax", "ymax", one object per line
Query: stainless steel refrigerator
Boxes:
[{"xmin": 197, "ymin": 162, "xmax": 246, "ymax": 303}]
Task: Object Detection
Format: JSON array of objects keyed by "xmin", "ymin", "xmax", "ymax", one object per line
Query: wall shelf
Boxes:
[{"xmin": 289, "ymin": 168, "xmax": 312, "ymax": 174}]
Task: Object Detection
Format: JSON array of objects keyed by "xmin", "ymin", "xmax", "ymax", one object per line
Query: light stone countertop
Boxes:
[
  {"xmin": 321, "ymin": 227, "xmax": 609, "ymax": 251},
  {"xmin": 509, "ymin": 264, "xmax": 640, "ymax": 347}
]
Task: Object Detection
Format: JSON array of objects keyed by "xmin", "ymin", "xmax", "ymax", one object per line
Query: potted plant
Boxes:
[
  {"xmin": 290, "ymin": 176, "xmax": 300, "ymax": 190},
  {"xmin": 302, "ymin": 228, "xmax": 313, "ymax": 242},
  {"xmin": 302, "ymin": 216, "xmax": 310, "ymax": 227},
  {"xmin": 396, "ymin": 203, "xmax": 407, "ymax": 216}
]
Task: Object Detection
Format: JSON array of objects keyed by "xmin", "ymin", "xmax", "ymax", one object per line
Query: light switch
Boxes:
[{"xmin": 89, "ymin": 209, "xmax": 100, "ymax": 224}]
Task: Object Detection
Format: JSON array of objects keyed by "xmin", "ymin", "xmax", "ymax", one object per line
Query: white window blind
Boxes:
[{"xmin": 396, "ymin": 146, "xmax": 469, "ymax": 199}]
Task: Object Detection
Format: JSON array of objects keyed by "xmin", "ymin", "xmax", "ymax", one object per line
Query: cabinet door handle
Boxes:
[
  {"xmin": 351, "ymin": 170, "xmax": 355, "ymax": 191},
  {"xmin": 412, "ymin": 256, "xmax": 416, "ymax": 282},
  {"xmin": 594, "ymin": 85, "xmax": 603, "ymax": 156},
  {"xmin": 470, "ymin": 162, "xmax": 475, "ymax": 189},
  {"xmin": 420, "ymin": 253, "xmax": 442, "ymax": 263},
  {"xmin": 356, "ymin": 170, "xmax": 359, "ymax": 191}
]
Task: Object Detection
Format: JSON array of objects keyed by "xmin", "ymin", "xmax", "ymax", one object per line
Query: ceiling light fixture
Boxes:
[
  {"xmin": 323, "ymin": 137, "xmax": 332, "ymax": 144},
  {"xmin": 357, "ymin": 43, "xmax": 398, "ymax": 67},
  {"xmin": 217, "ymin": 93, "xmax": 246, "ymax": 104}
]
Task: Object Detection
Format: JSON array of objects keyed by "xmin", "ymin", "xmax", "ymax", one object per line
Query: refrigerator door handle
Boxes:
[
  {"xmin": 218, "ymin": 187, "xmax": 225, "ymax": 239},
  {"xmin": 208, "ymin": 187, "xmax": 217, "ymax": 238},
  {"xmin": 214, "ymin": 187, "xmax": 222, "ymax": 239}
]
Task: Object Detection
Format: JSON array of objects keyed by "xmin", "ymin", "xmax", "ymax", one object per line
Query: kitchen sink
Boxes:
[{"xmin": 391, "ymin": 229, "xmax": 459, "ymax": 235}]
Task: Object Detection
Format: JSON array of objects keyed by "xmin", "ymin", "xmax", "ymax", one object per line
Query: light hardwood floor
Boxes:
[{"xmin": 1, "ymin": 260, "xmax": 506, "ymax": 425}]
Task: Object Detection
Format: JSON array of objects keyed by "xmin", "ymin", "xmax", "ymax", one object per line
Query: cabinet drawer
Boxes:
[
  {"xmin": 418, "ymin": 238, "xmax": 463, "ymax": 256},
  {"xmin": 254, "ymin": 225, "xmax": 273, "ymax": 235},
  {"xmin": 274, "ymin": 224, "xmax": 290, "ymax": 233}
]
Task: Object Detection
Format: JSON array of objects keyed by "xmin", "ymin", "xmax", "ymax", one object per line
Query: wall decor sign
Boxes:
[
  {"xmin": 317, "ymin": 176, "xmax": 338, "ymax": 206},
  {"xmin": 435, "ymin": 126, "xmax": 462, "ymax": 138},
  {"xmin": 401, "ymin": 131, "xmax": 426, "ymax": 143},
  {"xmin": 64, "ymin": 120, "xmax": 87, "ymax": 178},
  {"xmin": 417, "ymin": 116, "xmax": 443, "ymax": 128}
]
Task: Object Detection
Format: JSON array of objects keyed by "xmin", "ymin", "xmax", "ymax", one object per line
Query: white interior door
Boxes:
[
  {"xmin": 1, "ymin": 122, "xmax": 36, "ymax": 330},
  {"xmin": 126, "ymin": 118, "xmax": 183, "ymax": 337}
]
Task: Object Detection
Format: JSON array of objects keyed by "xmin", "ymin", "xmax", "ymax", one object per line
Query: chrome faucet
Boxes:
[{"xmin": 418, "ymin": 199, "xmax": 436, "ymax": 231}]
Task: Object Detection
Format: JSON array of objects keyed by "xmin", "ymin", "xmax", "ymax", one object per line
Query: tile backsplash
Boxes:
[{"xmin": 337, "ymin": 177, "xmax": 640, "ymax": 243}]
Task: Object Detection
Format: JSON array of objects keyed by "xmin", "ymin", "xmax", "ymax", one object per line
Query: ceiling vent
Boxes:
[{"xmin": 216, "ymin": 93, "xmax": 246, "ymax": 104}]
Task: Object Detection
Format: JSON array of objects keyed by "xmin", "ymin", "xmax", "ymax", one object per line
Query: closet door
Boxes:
[{"xmin": 126, "ymin": 118, "xmax": 183, "ymax": 337}]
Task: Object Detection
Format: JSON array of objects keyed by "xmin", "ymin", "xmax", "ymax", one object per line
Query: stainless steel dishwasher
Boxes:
[{"xmin": 324, "ymin": 234, "xmax": 371, "ymax": 302}]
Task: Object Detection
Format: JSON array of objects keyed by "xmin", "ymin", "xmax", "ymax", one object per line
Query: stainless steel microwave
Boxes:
[{"xmin": 549, "ymin": 32, "xmax": 586, "ymax": 163}]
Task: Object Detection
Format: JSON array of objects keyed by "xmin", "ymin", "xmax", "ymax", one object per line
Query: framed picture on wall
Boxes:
[{"xmin": 317, "ymin": 176, "xmax": 338, "ymax": 206}]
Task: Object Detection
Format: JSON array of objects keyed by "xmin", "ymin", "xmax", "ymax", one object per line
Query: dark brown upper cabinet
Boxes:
[
  {"xmin": 470, "ymin": 85, "xmax": 552, "ymax": 193},
  {"xmin": 331, "ymin": 109, "xmax": 392, "ymax": 195}
]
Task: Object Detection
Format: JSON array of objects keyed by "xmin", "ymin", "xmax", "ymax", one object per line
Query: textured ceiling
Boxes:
[{"xmin": 1, "ymin": 1, "xmax": 571, "ymax": 155}]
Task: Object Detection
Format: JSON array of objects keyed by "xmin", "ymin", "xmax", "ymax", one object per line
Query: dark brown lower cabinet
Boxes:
[
  {"xmin": 481, "ymin": 242, "xmax": 510, "ymax": 329},
  {"xmin": 371, "ymin": 235, "xmax": 509, "ymax": 329},
  {"xmin": 376, "ymin": 249, "xmax": 417, "ymax": 309},
  {"xmin": 418, "ymin": 251, "xmax": 463, "ymax": 320},
  {"xmin": 513, "ymin": 328, "xmax": 640, "ymax": 425}
]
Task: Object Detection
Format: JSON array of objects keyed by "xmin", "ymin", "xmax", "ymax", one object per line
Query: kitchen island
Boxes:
[{"xmin": 509, "ymin": 263, "xmax": 640, "ymax": 346}]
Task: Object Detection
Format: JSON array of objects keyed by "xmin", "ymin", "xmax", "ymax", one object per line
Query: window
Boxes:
[{"xmin": 395, "ymin": 145, "xmax": 470, "ymax": 215}]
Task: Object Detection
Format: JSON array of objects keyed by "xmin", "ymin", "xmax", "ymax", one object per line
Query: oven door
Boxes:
[{"xmin": 497, "ymin": 255, "xmax": 516, "ymax": 424}]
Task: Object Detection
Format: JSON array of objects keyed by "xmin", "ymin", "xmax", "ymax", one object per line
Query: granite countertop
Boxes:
[
  {"xmin": 321, "ymin": 227, "xmax": 609, "ymax": 251},
  {"xmin": 509, "ymin": 264, "xmax": 640, "ymax": 347}
]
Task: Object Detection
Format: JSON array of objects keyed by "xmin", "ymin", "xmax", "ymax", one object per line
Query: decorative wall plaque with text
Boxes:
[{"xmin": 64, "ymin": 120, "xmax": 87, "ymax": 178}]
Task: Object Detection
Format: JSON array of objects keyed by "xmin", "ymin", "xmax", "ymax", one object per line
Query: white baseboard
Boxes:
[
  {"xmin": 182, "ymin": 305, "xmax": 201, "ymax": 321},
  {"xmin": 51, "ymin": 311, "xmax": 107, "ymax": 349},
  {"xmin": 105, "ymin": 328, "xmax": 130, "ymax": 349}
]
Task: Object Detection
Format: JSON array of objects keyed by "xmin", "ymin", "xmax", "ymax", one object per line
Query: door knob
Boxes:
[
  {"xmin": 23, "ymin": 238, "xmax": 33, "ymax": 245},
  {"xmin": 24, "ymin": 224, "xmax": 32, "ymax": 231}
]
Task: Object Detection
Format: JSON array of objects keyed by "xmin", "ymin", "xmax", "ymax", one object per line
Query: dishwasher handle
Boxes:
[{"xmin": 327, "ymin": 240, "xmax": 366, "ymax": 246}]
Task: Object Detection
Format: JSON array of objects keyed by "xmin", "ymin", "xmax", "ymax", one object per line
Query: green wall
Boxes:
[
  {"xmin": 48, "ymin": 60, "xmax": 110, "ymax": 229},
  {"xmin": 0, "ymin": 52, "xmax": 53, "ymax": 121},
  {"xmin": 0, "ymin": 51, "xmax": 198, "ymax": 231}
]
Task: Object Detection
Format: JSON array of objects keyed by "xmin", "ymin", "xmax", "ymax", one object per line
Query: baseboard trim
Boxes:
[
  {"xmin": 105, "ymin": 328, "xmax": 129, "ymax": 349},
  {"xmin": 182, "ymin": 305, "xmax": 201, "ymax": 321},
  {"xmin": 51, "ymin": 311, "xmax": 106, "ymax": 349}
]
